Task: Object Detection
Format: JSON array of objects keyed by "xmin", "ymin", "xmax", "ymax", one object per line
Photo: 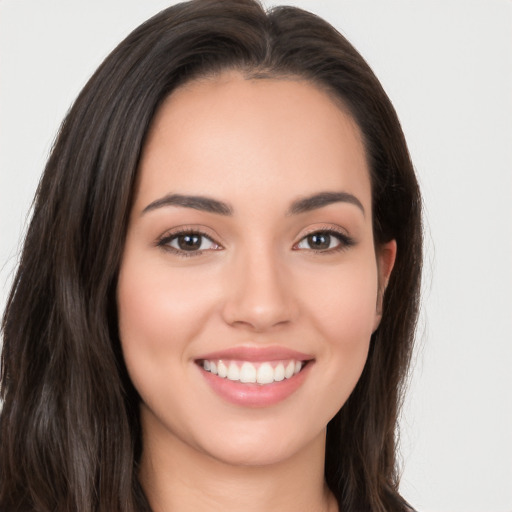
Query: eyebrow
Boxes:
[
  {"xmin": 141, "ymin": 191, "xmax": 364, "ymax": 217},
  {"xmin": 287, "ymin": 191, "xmax": 365, "ymax": 216},
  {"xmin": 142, "ymin": 194, "xmax": 233, "ymax": 216}
]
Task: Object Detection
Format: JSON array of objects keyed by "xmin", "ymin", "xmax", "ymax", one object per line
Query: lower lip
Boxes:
[{"xmin": 198, "ymin": 362, "xmax": 312, "ymax": 408}]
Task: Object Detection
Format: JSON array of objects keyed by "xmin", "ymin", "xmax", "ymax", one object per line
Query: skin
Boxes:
[{"xmin": 117, "ymin": 72, "xmax": 396, "ymax": 512}]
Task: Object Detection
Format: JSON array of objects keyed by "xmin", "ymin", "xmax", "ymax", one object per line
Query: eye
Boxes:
[
  {"xmin": 294, "ymin": 230, "xmax": 354, "ymax": 252},
  {"xmin": 158, "ymin": 231, "xmax": 221, "ymax": 255}
]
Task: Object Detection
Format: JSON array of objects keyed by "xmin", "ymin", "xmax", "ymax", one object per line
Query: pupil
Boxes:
[
  {"xmin": 308, "ymin": 233, "xmax": 330, "ymax": 250},
  {"xmin": 178, "ymin": 234, "xmax": 201, "ymax": 250}
]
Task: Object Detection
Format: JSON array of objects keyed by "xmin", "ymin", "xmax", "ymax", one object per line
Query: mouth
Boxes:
[
  {"xmin": 196, "ymin": 358, "xmax": 310, "ymax": 386},
  {"xmin": 194, "ymin": 347, "xmax": 314, "ymax": 407}
]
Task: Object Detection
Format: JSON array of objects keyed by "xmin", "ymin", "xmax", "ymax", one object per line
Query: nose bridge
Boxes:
[{"xmin": 222, "ymin": 240, "xmax": 296, "ymax": 331}]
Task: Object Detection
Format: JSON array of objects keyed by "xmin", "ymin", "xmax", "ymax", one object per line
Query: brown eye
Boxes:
[
  {"xmin": 295, "ymin": 230, "xmax": 354, "ymax": 252},
  {"xmin": 306, "ymin": 233, "xmax": 332, "ymax": 250},
  {"xmin": 176, "ymin": 234, "xmax": 202, "ymax": 251},
  {"xmin": 159, "ymin": 231, "xmax": 221, "ymax": 254}
]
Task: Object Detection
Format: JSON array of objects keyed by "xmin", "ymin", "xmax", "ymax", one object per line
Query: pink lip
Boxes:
[
  {"xmin": 196, "ymin": 346, "xmax": 313, "ymax": 363},
  {"xmin": 196, "ymin": 347, "xmax": 314, "ymax": 407},
  {"xmin": 199, "ymin": 365, "xmax": 312, "ymax": 407}
]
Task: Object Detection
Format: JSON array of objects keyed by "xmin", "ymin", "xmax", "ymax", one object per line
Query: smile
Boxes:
[
  {"xmin": 195, "ymin": 347, "xmax": 314, "ymax": 407},
  {"xmin": 200, "ymin": 359, "xmax": 303, "ymax": 385}
]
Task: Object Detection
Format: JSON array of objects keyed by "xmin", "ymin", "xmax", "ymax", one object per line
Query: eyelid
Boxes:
[
  {"xmin": 155, "ymin": 224, "xmax": 354, "ymax": 257},
  {"xmin": 293, "ymin": 225, "xmax": 355, "ymax": 252},
  {"xmin": 156, "ymin": 225, "xmax": 224, "ymax": 257},
  {"xmin": 298, "ymin": 224, "xmax": 350, "ymax": 239}
]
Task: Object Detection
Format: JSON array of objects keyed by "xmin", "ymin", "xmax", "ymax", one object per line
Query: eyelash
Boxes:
[
  {"xmin": 157, "ymin": 228, "xmax": 221, "ymax": 258},
  {"xmin": 293, "ymin": 228, "xmax": 355, "ymax": 254},
  {"xmin": 157, "ymin": 227, "xmax": 355, "ymax": 257}
]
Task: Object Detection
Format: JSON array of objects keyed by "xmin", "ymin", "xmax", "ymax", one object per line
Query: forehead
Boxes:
[{"xmin": 135, "ymin": 72, "xmax": 371, "ymax": 213}]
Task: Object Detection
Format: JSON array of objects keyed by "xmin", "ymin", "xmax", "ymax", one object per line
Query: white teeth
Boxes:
[
  {"xmin": 227, "ymin": 362, "xmax": 240, "ymax": 381},
  {"xmin": 217, "ymin": 360, "xmax": 228, "ymax": 378},
  {"xmin": 256, "ymin": 362, "xmax": 274, "ymax": 384},
  {"xmin": 274, "ymin": 363, "xmax": 285, "ymax": 382},
  {"xmin": 202, "ymin": 358, "xmax": 306, "ymax": 385},
  {"xmin": 239, "ymin": 362, "xmax": 257, "ymax": 383},
  {"xmin": 284, "ymin": 361, "xmax": 295, "ymax": 379}
]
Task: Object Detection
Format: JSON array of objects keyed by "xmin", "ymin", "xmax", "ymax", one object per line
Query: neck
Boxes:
[{"xmin": 139, "ymin": 417, "xmax": 337, "ymax": 512}]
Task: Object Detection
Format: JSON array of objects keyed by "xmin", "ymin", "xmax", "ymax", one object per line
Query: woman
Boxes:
[{"xmin": 0, "ymin": 1, "xmax": 422, "ymax": 511}]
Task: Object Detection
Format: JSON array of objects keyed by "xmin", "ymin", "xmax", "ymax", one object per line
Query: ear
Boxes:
[{"xmin": 373, "ymin": 239, "xmax": 397, "ymax": 332}]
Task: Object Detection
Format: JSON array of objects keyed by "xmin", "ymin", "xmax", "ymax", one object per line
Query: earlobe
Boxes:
[{"xmin": 373, "ymin": 239, "xmax": 397, "ymax": 331}]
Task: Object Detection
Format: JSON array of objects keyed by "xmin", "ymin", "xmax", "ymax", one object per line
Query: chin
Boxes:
[{"xmin": 190, "ymin": 417, "xmax": 328, "ymax": 469}]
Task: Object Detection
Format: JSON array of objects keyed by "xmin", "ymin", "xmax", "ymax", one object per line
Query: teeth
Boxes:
[
  {"xmin": 257, "ymin": 362, "xmax": 274, "ymax": 384},
  {"xmin": 201, "ymin": 359, "xmax": 305, "ymax": 385},
  {"xmin": 284, "ymin": 361, "xmax": 295, "ymax": 379},
  {"xmin": 274, "ymin": 363, "xmax": 285, "ymax": 382},
  {"xmin": 217, "ymin": 360, "xmax": 228, "ymax": 378},
  {"xmin": 227, "ymin": 362, "xmax": 240, "ymax": 381},
  {"xmin": 239, "ymin": 362, "xmax": 257, "ymax": 383}
]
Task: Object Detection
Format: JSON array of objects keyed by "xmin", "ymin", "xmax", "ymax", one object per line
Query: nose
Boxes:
[{"xmin": 221, "ymin": 246, "xmax": 298, "ymax": 332}]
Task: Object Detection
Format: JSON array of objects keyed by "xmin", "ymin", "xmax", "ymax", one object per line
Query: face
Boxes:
[{"xmin": 117, "ymin": 72, "xmax": 396, "ymax": 468}]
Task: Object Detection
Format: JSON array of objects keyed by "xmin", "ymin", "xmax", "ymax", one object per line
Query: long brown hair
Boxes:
[{"xmin": 0, "ymin": 1, "xmax": 422, "ymax": 510}]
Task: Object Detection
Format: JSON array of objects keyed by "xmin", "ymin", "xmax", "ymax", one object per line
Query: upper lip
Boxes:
[{"xmin": 196, "ymin": 346, "xmax": 314, "ymax": 362}]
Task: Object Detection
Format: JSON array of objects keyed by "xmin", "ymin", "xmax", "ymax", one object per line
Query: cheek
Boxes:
[
  {"xmin": 117, "ymin": 257, "xmax": 217, "ymax": 351},
  {"xmin": 298, "ymin": 257, "xmax": 378, "ymax": 403},
  {"xmin": 116, "ymin": 258, "xmax": 224, "ymax": 445},
  {"xmin": 302, "ymin": 256, "xmax": 379, "ymax": 343},
  {"xmin": 116, "ymin": 255, "xmax": 189, "ymax": 398}
]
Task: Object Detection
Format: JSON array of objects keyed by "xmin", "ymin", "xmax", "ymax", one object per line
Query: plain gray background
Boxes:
[{"xmin": 1, "ymin": 1, "xmax": 511, "ymax": 511}]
